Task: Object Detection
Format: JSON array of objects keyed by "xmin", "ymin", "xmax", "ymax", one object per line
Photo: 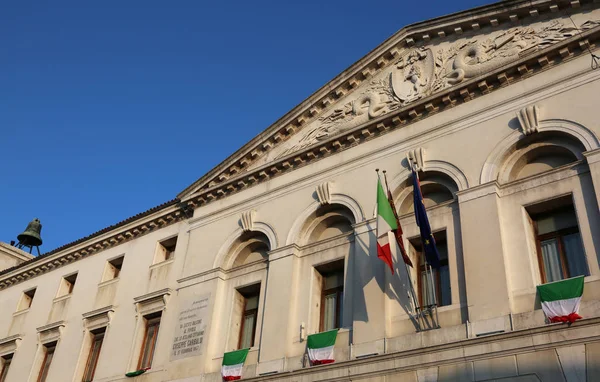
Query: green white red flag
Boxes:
[
  {"xmin": 537, "ymin": 276, "xmax": 584, "ymax": 324},
  {"xmin": 221, "ymin": 348, "xmax": 249, "ymax": 381},
  {"xmin": 383, "ymin": 173, "xmax": 413, "ymax": 268},
  {"xmin": 307, "ymin": 329, "xmax": 338, "ymax": 365},
  {"xmin": 377, "ymin": 178, "xmax": 397, "ymax": 274}
]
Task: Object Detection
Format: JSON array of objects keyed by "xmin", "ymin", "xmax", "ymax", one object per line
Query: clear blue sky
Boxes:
[{"xmin": 1, "ymin": 0, "xmax": 490, "ymax": 253}]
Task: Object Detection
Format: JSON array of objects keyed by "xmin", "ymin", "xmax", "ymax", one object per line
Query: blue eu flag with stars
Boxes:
[{"xmin": 412, "ymin": 169, "xmax": 441, "ymax": 269}]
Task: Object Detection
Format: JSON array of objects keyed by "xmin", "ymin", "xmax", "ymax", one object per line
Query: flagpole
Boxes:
[
  {"xmin": 382, "ymin": 170, "xmax": 420, "ymax": 322},
  {"xmin": 410, "ymin": 164, "xmax": 438, "ymax": 330}
]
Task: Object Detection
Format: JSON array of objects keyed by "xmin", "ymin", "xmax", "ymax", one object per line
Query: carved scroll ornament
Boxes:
[{"xmin": 274, "ymin": 19, "xmax": 599, "ymax": 159}]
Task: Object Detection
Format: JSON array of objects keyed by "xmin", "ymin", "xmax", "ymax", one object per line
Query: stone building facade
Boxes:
[{"xmin": 1, "ymin": 0, "xmax": 600, "ymax": 381}]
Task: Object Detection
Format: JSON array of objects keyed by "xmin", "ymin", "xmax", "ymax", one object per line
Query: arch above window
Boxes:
[
  {"xmin": 286, "ymin": 193, "xmax": 364, "ymax": 246},
  {"xmin": 495, "ymin": 132, "xmax": 585, "ymax": 184},
  {"xmin": 481, "ymin": 119, "xmax": 600, "ymax": 184},
  {"xmin": 395, "ymin": 171, "xmax": 459, "ymax": 215},
  {"xmin": 213, "ymin": 222, "xmax": 278, "ymax": 270},
  {"xmin": 228, "ymin": 231, "xmax": 271, "ymax": 268},
  {"xmin": 300, "ymin": 204, "xmax": 356, "ymax": 245}
]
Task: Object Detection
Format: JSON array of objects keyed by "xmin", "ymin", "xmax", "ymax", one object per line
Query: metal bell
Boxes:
[{"xmin": 17, "ymin": 218, "xmax": 43, "ymax": 247}]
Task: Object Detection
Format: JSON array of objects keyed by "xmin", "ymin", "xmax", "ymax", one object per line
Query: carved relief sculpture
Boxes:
[{"xmin": 268, "ymin": 19, "xmax": 599, "ymax": 161}]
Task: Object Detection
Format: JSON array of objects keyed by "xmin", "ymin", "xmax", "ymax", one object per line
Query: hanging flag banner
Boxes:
[
  {"xmin": 383, "ymin": 171, "xmax": 413, "ymax": 267},
  {"xmin": 537, "ymin": 276, "xmax": 584, "ymax": 323},
  {"xmin": 412, "ymin": 169, "xmax": 441, "ymax": 268},
  {"xmin": 376, "ymin": 178, "xmax": 398, "ymax": 274},
  {"xmin": 222, "ymin": 348, "xmax": 250, "ymax": 381},
  {"xmin": 307, "ymin": 329, "xmax": 338, "ymax": 365}
]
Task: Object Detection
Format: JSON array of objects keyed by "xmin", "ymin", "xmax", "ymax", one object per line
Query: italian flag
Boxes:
[
  {"xmin": 307, "ymin": 329, "xmax": 338, "ymax": 365},
  {"xmin": 376, "ymin": 178, "xmax": 397, "ymax": 274},
  {"xmin": 221, "ymin": 348, "xmax": 249, "ymax": 381},
  {"xmin": 537, "ymin": 276, "xmax": 584, "ymax": 324}
]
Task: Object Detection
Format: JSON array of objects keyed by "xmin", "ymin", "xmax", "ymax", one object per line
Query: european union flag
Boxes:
[{"xmin": 412, "ymin": 169, "xmax": 441, "ymax": 269}]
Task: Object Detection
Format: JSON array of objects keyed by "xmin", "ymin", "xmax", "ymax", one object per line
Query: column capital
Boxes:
[
  {"xmin": 267, "ymin": 244, "xmax": 300, "ymax": 262},
  {"xmin": 353, "ymin": 218, "xmax": 375, "ymax": 235},
  {"xmin": 456, "ymin": 181, "xmax": 501, "ymax": 203},
  {"xmin": 584, "ymin": 148, "xmax": 600, "ymax": 165}
]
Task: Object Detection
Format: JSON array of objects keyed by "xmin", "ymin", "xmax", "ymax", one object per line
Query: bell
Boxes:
[{"xmin": 17, "ymin": 218, "xmax": 43, "ymax": 247}]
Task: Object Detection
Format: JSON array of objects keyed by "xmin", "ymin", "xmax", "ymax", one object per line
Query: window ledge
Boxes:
[
  {"xmin": 12, "ymin": 307, "xmax": 30, "ymax": 317},
  {"xmin": 53, "ymin": 294, "xmax": 72, "ymax": 303},
  {"xmin": 98, "ymin": 277, "xmax": 120, "ymax": 288},
  {"xmin": 150, "ymin": 258, "xmax": 175, "ymax": 270},
  {"xmin": 212, "ymin": 346, "xmax": 259, "ymax": 362},
  {"xmin": 436, "ymin": 303, "xmax": 465, "ymax": 313},
  {"xmin": 513, "ymin": 275, "xmax": 600, "ymax": 297}
]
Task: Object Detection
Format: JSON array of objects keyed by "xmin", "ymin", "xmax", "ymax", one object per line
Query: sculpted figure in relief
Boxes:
[{"xmin": 271, "ymin": 19, "xmax": 599, "ymax": 161}]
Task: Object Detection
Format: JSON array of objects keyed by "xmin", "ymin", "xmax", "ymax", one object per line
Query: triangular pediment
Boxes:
[{"xmin": 178, "ymin": 0, "xmax": 600, "ymax": 202}]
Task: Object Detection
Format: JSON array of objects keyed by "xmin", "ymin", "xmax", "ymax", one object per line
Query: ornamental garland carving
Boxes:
[{"xmin": 268, "ymin": 19, "xmax": 599, "ymax": 161}]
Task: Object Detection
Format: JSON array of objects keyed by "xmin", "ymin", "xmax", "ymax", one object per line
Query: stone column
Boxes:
[
  {"xmin": 457, "ymin": 182, "xmax": 512, "ymax": 322},
  {"xmin": 256, "ymin": 245, "xmax": 299, "ymax": 371},
  {"xmin": 351, "ymin": 220, "xmax": 386, "ymax": 355},
  {"xmin": 584, "ymin": 148, "xmax": 600, "ymax": 210}
]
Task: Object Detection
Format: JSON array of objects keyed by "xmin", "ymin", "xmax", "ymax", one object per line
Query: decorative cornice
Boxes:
[
  {"xmin": 82, "ymin": 305, "xmax": 115, "ymax": 320},
  {"xmin": 37, "ymin": 320, "xmax": 65, "ymax": 345},
  {"xmin": 178, "ymin": 25, "xmax": 600, "ymax": 208},
  {"xmin": 133, "ymin": 288, "xmax": 172, "ymax": 305},
  {"xmin": 177, "ymin": 0, "xmax": 600, "ymax": 201},
  {"xmin": 83, "ymin": 306, "xmax": 114, "ymax": 331},
  {"xmin": 0, "ymin": 334, "xmax": 22, "ymax": 356},
  {"xmin": 36, "ymin": 320, "xmax": 65, "ymax": 334},
  {"xmin": 0, "ymin": 204, "xmax": 186, "ymax": 291},
  {"xmin": 0, "ymin": 0, "xmax": 597, "ymax": 293},
  {"xmin": 0, "ymin": 334, "xmax": 22, "ymax": 347}
]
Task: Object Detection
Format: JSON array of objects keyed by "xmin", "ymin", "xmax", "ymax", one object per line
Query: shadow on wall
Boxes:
[
  {"xmin": 351, "ymin": 226, "xmax": 420, "ymax": 328},
  {"xmin": 350, "ymin": 230, "xmax": 376, "ymax": 324},
  {"xmin": 578, "ymin": 171, "xmax": 600, "ymax": 271}
]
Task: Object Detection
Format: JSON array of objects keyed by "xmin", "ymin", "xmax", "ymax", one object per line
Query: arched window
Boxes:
[
  {"xmin": 498, "ymin": 132, "xmax": 585, "ymax": 184},
  {"xmin": 223, "ymin": 231, "xmax": 272, "ymax": 350},
  {"xmin": 298, "ymin": 203, "xmax": 355, "ymax": 333},
  {"xmin": 300, "ymin": 204, "xmax": 355, "ymax": 245},
  {"xmin": 395, "ymin": 170, "xmax": 461, "ymax": 308},
  {"xmin": 397, "ymin": 171, "xmax": 458, "ymax": 215},
  {"xmin": 490, "ymin": 130, "xmax": 593, "ymax": 284},
  {"xmin": 227, "ymin": 231, "xmax": 271, "ymax": 269}
]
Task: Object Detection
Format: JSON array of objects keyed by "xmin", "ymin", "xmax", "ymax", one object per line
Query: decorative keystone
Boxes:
[
  {"xmin": 240, "ymin": 210, "xmax": 256, "ymax": 232},
  {"xmin": 407, "ymin": 148, "xmax": 425, "ymax": 172},
  {"xmin": 516, "ymin": 104, "xmax": 541, "ymax": 135},
  {"xmin": 316, "ymin": 182, "xmax": 333, "ymax": 206}
]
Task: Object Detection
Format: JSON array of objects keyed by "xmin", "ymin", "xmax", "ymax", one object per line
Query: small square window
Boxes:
[
  {"xmin": 16, "ymin": 288, "xmax": 36, "ymax": 311},
  {"xmin": 57, "ymin": 273, "xmax": 78, "ymax": 297},
  {"xmin": 102, "ymin": 256, "xmax": 124, "ymax": 282},
  {"xmin": 154, "ymin": 237, "xmax": 177, "ymax": 264}
]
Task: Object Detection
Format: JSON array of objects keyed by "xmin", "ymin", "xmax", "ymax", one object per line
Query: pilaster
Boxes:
[
  {"xmin": 257, "ymin": 246, "xmax": 300, "ymax": 364},
  {"xmin": 457, "ymin": 182, "xmax": 512, "ymax": 322},
  {"xmin": 584, "ymin": 148, "xmax": 600, "ymax": 211},
  {"xmin": 351, "ymin": 220, "xmax": 386, "ymax": 350}
]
